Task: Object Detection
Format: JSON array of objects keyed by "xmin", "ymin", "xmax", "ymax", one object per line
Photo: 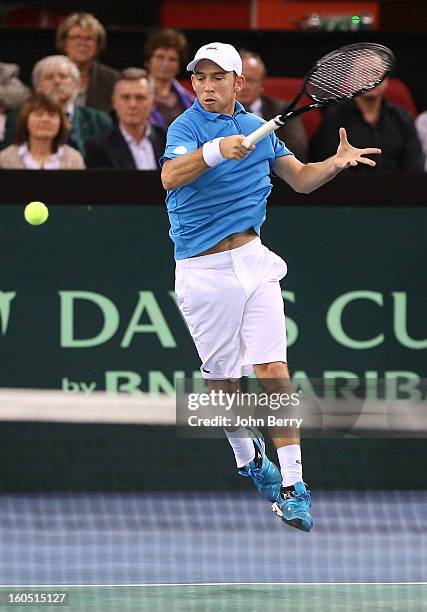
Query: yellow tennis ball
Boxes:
[{"xmin": 24, "ymin": 201, "xmax": 49, "ymax": 225}]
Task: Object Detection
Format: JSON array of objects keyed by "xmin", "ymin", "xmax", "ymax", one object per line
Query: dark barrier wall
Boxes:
[{"xmin": 1, "ymin": 423, "xmax": 426, "ymax": 492}]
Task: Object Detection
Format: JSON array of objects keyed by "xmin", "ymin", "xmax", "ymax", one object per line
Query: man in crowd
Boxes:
[
  {"xmin": 85, "ymin": 68, "xmax": 166, "ymax": 169},
  {"xmin": 237, "ymin": 49, "xmax": 307, "ymax": 162},
  {"xmin": 309, "ymin": 75, "xmax": 424, "ymax": 172},
  {"xmin": 2, "ymin": 55, "xmax": 112, "ymax": 156}
]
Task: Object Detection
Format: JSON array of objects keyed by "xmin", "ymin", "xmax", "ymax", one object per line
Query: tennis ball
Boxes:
[{"xmin": 24, "ymin": 201, "xmax": 49, "ymax": 225}]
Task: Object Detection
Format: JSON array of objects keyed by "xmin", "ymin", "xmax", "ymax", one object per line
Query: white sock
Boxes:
[
  {"xmin": 277, "ymin": 444, "xmax": 303, "ymax": 487},
  {"xmin": 225, "ymin": 427, "xmax": 255, "ymax": 468}
]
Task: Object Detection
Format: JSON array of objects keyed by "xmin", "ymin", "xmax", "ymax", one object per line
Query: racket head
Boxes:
[{"xmin": 302, "ymin": 43, "xmax": 395, "ymax": 104}]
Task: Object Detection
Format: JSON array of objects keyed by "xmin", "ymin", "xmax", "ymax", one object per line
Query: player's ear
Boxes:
[
  {"xmin": 235, "ymin": 74, "xmax": 245, "ymax": 92},
  {"xmin": 190, "ymin": 73, "xmax": 197, "ymax": 93}
]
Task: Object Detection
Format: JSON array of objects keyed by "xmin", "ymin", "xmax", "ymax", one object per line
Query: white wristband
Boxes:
[{"xmin": 202, "ymin": 137, "xmax": 225, "ymax": 167}]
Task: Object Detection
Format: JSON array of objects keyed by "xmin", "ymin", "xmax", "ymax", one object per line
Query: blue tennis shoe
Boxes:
[
  {"xmin": 238, "ymin": 427, "xmax": 282, "ymax": 503},
  {"xmin": 271, "ymin": 482, "xmax": 313, "ymax": 532}
]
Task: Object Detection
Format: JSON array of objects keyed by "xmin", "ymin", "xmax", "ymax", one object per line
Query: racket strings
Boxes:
[{"xmin": 306, "ymin": 48, "xmax": 393, "ymax": 102}]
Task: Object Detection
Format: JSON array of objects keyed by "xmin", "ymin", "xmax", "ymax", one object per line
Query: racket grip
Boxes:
[{"xmin": 242, "ymin": 116, "xmax": 283, "ymax": 148}]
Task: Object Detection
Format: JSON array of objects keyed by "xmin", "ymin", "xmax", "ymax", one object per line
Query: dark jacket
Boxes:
[
  {"xmin": 247, "ymin": 96, "xmax": 308, "ymax": 162},
  {"xmin": 84, "ymin": 123, "xmax": 166, "ymax": 169},
  {"xmin": 309, "ymin": 99, "xmax": 424, "ymax": 172},
  {"xmin": 84, "ymin": 61, "xmax": 120, "ymax": 114},
  {"xmin": 3, "ymin": 104, "xmax": 112, "ymax": 157}
]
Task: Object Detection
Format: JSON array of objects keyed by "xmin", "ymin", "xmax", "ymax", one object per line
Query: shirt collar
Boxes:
[
  {"xmin": 119, "ymin": 123, "xmax": 151, "ymax": 145},
  {"xmin": 65, "ymin": 103, "xmax": 74, "ymax": 120},
  {"xmin": 193, "ymin": 97, "xmax": 247, "ymax": 121},
  {"xmin": 249, "ymin": 97, "xmax": 263, "ymax": 116},
  {"xmin": 18, "ymin": 142, "xmax": 63, "ymax": 168}
]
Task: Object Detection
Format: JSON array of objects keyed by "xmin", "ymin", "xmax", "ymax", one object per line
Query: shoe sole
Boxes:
[{"xmin": 272, "ymin": 501, "xmax": 313, "ymax": 532}]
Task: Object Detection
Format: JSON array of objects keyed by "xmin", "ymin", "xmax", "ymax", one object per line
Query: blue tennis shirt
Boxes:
[{"xmin": 160, "ymin": 98, "xmax": 293, "ymax": 260}]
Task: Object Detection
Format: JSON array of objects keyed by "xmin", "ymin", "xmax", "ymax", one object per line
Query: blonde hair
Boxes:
[{"xmin": 56, "ymin": 12, "xmax": 107, "ymax": 54}]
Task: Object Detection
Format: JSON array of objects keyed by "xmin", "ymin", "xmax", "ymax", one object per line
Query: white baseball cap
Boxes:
[{"xmin": 186, "ymin": 42, "xmax": 242, "ymax": 76}]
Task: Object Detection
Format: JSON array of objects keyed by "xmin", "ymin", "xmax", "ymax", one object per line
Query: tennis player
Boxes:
[{"xmin": 160, "ymin": 43, "xmax": 380, "ymax": 532}]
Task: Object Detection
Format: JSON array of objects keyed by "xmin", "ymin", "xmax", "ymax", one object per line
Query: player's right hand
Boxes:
[{"xmin": 220, "ymin": 135, "xmax": 255, "ymax": 160}]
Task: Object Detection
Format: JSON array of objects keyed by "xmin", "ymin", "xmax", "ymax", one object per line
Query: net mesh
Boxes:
[
  {"xmin": 0, "ymin": 389, "xmax": 425, "ymax": 610},
  {"xmin": 305, "ymin": 44, "xmax": 394, "ymax": 102}
]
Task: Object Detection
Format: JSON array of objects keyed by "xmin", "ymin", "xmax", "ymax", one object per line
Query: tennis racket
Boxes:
[{"xmin": 242, "ymin": 42, "xmax": 395, "ymax": 148}]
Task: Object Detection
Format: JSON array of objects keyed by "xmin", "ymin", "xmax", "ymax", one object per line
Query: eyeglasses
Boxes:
[{"xmin": 66, "ymin": 34, "xmax": 96, "ymax": 43}]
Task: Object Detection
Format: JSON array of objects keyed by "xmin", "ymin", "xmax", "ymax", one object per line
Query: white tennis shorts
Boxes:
[{"xmin": 175, "ymin": 237, "xmax": 288, "ymax": 380}]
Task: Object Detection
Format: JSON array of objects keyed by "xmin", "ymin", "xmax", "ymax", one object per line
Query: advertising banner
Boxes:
[{"xmin": 1, "ymin": 205, "xmax": 425, "ymax": 396}]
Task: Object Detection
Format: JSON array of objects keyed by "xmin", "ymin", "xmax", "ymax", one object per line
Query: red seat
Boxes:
[
  {"xmin": 263, "ymin": 77, "xmax": 321, "ymax": 139},
  {"xmin": 384, "ymin": 78, "xmax": 417, "ymax": 117},
  {"xmin": 263, "ymin": 77, "xmax": 302, "ymax": 101}
]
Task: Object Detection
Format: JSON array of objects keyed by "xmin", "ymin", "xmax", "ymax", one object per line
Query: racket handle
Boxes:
[{"xmin": 242, "ymin": 116, "xmax": 284, "ymax": 148}]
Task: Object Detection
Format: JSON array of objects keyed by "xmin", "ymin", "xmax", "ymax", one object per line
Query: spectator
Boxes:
[
  {"xmin": 0, "ymin": 93, "xmax": 84, "ymax": 169},
  {"xmin": 56, "ymin": 12, "xmax": 119, "ymax": 113},
  {"xmin": 237, "ymin": 50, "xmax": 308, "ymax": 162},
  {"xmin": 415, "ymin": 111, "xmax": 427, "ymax": 172},
  {"xmin": 85, "ymin": 68, "xmax": 165, "ymax": 169},
  {"xmin": 0, "ymin": 61, "xmax": 31, "ymax": 141},
  {"xmin": 144, "ymin": 28, "xmax": 194, "ymax": 129},
  {"xmin": 3, "ymin": 55, "xmax": 112, "ymax": 156},
  {"xmin": 309, "ymin": 77, "xmax": 424, "ymax": 172}
]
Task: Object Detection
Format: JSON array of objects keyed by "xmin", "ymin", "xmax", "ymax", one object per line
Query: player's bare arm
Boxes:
[
  {"xmin": 272, "ymin": 128, "xmax": 381, "ymax": 194},
  {"xmin": 161, "ymin": 135, "xmax": 254, "ymax": 190}
]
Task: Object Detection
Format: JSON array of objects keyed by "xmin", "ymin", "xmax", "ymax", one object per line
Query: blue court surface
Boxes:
[{"xmin": 0, "ymin": 491, "xmax": 426, "ymax": 610}]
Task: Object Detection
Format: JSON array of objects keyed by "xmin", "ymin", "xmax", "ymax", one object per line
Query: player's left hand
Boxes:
[{"xmin": 334, "ymin": 127, "xmax": 381, "ymax": 170}]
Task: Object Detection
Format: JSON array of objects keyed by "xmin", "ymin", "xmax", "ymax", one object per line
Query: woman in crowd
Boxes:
[
  {"xmin": 55, "ymin": 12, "xmax": 119, "ymax": 113},
  {"xmin": 144, "ymin": 28, "xmax": 194, "ymax": 129},
  {"xmin": 0, "ymin": 93, "xmax": 85, "ymax": 169}
]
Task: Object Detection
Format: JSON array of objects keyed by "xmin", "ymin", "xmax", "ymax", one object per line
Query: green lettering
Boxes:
[
  {"xmin": 282, "ymin": 291, "xmax": 298, "ymax": 347},
  {"xmin": 392, "ymin": 292, "xmax": 427, "ymax": 349},
  {"xmin": 385, "ymin": 371, "xmax": 422, "ymax": 401},
  {"xmin": 327, "ymin": 291, "xmax": 384, "ymax": 349},
  {"xmin": 121, "ymin": 291, "xmax": 176, "ymax": 348},
  {"xmin": 60, "ymin": 291, "xmax": 119, "ymax": 348}
]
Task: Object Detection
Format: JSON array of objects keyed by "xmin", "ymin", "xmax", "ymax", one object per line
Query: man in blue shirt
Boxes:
[{"xmin": 161, "ymin": 43, "xmax": 380, "ymax": 532}]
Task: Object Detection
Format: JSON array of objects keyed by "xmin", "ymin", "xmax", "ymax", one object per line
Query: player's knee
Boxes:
[{"xmin": 255, "ymin": 361, "xmax": 289, "ymax": 380}]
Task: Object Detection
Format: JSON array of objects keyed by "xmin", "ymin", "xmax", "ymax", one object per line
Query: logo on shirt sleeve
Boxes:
[{"xmin": 173, "ymin": 146, "xmax": 188, "ymax": 155}]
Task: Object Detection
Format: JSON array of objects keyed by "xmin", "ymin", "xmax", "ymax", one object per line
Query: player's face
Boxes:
[
  {"xmin": 191, "ymin": 59, "xmax": 244, "ymax": 116},
  {"xmin": 112, "ymin": 79, "xmax": 154, "ymax": 128},
  {"xmin": 36, "ymin": 63, "xmax": 76, "ymax": 106},
  {"xmin": 237, "ymin": 58, "xmax": 264, "ymax": 106},
  {"xmin": 27, "ymin": 108, "xmax": 61, "ymax": 140},
  {"xmin": 64, "ymin": 26, "xmax": 98, "ymax": 64},
  {"xmin": 147, "ymin": 47, "xmax": 181, "ymax": 82}
]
